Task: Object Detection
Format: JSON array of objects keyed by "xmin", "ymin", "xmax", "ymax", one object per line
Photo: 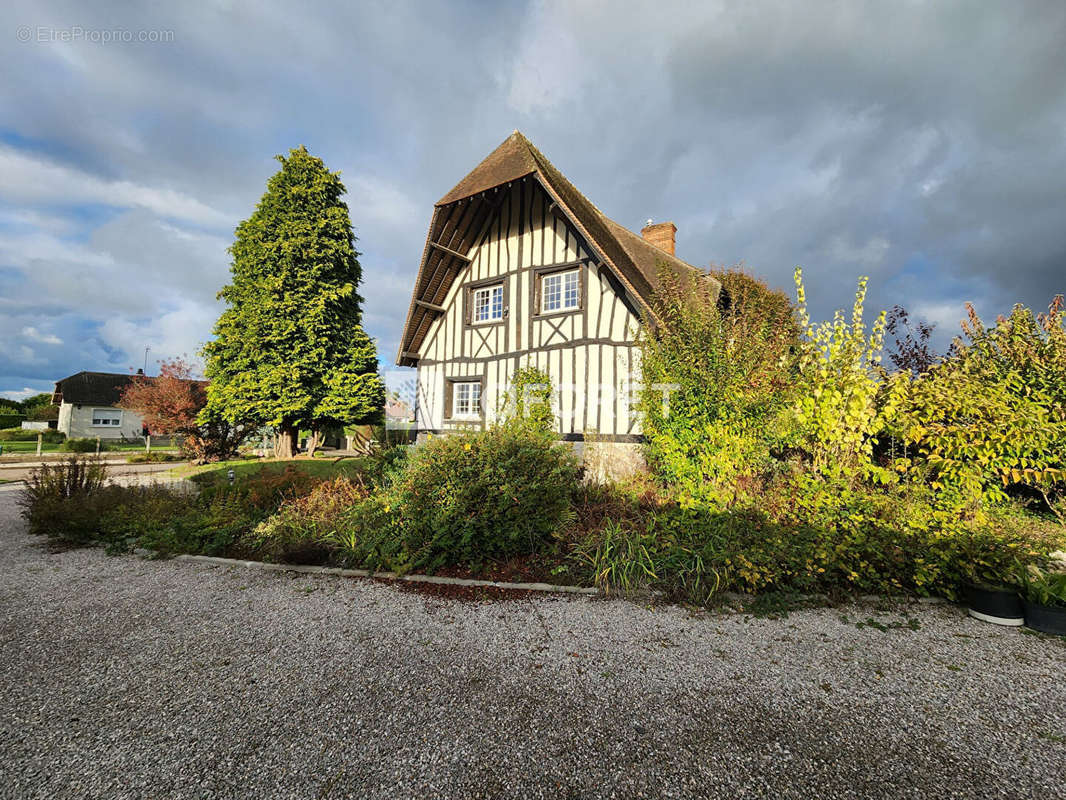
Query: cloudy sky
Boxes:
[{"xmin": 2, "ymin": 0, "xmax": 1064, "ymax": 399}]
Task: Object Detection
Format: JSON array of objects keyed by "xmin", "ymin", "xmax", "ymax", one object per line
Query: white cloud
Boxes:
[
  {"xmin": 97, "ymin": 299, "xmax": 219, "ymax": 368},
  {"xmin": 21, "ymin": 326, "xmax": 62, "ymax": 345},
  {"xmin": 0, "ymin": 145, "xmax": 231, "ymax": 227},
  {"xmin": 0, "ymin": 386, "xmax": 47, "ymax": 401}
]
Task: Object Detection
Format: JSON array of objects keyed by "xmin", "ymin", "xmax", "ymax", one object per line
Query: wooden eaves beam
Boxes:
[
  {"xmin": 428, "ymin": 241, "xmax": 471, "ymax": 262},
  {"xmin": 414, "ymin": 299, "xmax": 445, "ymax": 313}
]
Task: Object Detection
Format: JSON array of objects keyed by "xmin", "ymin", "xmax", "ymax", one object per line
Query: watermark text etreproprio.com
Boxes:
[{"xmin": 16, "ymin": 25, "xmax": 175, "ymax": 44}]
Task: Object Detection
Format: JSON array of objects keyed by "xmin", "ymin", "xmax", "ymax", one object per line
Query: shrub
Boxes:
[
  {"xmin": 790, "ymin": 268, "xmax": 888, "ymax": 478},
  {"xmin": 359, "ymin": 445, "xmax": 410, "ymax": 489},
  {"xmin": 367, "ymin": 425, "xmax": 578, "ymax": 573},
  {"xmin": 132, "ymin": 490, "xmax": 262, "ymax": 557},
  {"xmin": 126, "ymin": 451, "xmax": 180, "ymax": 463},
  {"xmin": 250, "ymin": 476, "xmax": 368, "ymax": 563},
  {"xmin": 326, "ymin": 495, "xmax": 401, "ymax": 568},
  {"xmin": 0, "ymin": 428, "xmax": 64, "ymax": 443},
  {"xmin": 19, "ymin": 457, "xmax": 335, "ymax": 555},
  {"xmin": 497, "ymin": 365, "xmax": 555, "ymax": 432},
  {"xmin": 893, "ymin": 299, "xmax": 1066, "ymax": 508},
  {"xmin": 60, "ymin": 437, "xmax": 110, "ymax": 453},
  {"xmin": 639, "ymin": 267, "xmax": 798, "ymax": 507},
  {"xmin": 119, "ymin": 357, "xmax": 253, "ymax": 463},
  {"xmin": 0, "ymin": 414, "xmax": 24, "ymax": 430},
  {"xmin": 19, "ymin": 458, "xmax": 109, "ymax": 543},
  {"xmin": 196, "ymin": 464, "xmax": 322, "ymax": 512},
  {"xmin": 27, "ymin": 404, "xmax": 59, "ymax": 422},
  {"xmin": 573, "ymin": 472, "xmax": 1066, "ymax": 604}
]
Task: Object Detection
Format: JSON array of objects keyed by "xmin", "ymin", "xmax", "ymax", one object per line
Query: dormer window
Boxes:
[{"xmin": 472, "ymin": 284, "xmax": 503, "ymax": 323}]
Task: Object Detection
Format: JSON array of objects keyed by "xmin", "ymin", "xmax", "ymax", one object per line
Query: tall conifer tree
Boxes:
[{"xmin": 203, "ymin": 146, "xmax": 384, "ymax": 457}]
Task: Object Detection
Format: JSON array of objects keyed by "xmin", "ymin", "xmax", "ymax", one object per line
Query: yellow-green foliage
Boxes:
[
  {"xmin": 497, "ymin": 364, "xmax": 555, "ymax": 433},
  {"xmin": 639, "ymin": 268, "xmax": 797, "ymax": 507},
  {"xmin": 791, "ymin": 268, "xmax": 888, "ymax": 477},
  {"xmin": 894, "ymin": 300, "xmax": 1066, "ymax": 506}
]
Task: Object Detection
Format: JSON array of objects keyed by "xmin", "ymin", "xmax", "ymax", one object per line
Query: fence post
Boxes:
[
  {"xmin": 146, "ymin": 434, "xmax": 151, "ymax": 454},
  {"xmin": 36, "ymin": 432, "xmax": 43, "ymax": 456},
  {"xmin": 95, "ymin": 436, "xmax": 101, "ymax": 455}
]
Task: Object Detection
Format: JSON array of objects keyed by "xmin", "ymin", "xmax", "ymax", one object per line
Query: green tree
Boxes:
[
  {"xmin": 19, "ymin": 393, "xmax": 53, "ymax": 414},
  {"xmin": 639, "ymin": 267, "xmax": 798, "ymax": 507},
  {"xmin": 203, "ymin": 146, "xmax": 385, "ymax": 458}
]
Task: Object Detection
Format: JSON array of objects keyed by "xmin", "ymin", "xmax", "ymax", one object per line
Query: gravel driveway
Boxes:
[{"xmin": 1, "ymin": 485, "xmax": 1063, "ymax": 799}]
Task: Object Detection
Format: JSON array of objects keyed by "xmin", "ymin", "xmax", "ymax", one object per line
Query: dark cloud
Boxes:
[{"xmin": 1, "ymin": 0, "xmax": 1064, "ymax": 395}]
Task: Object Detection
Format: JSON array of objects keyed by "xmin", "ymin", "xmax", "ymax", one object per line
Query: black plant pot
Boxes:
[
  {"xmin": 966, "ymin": 585, "xmax": 1024, "ymax": 626},
  {"xmin": 1023, "ymin": 601, "xmax": 1066, "ymax": 636}
]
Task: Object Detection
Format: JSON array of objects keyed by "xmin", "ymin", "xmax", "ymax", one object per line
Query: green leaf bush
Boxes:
[
  {"xmin": 60, "ymin": 437, "xmax": 110, "ymax": 453},
  {"xmin": 365, "ymin": 425, "xmax": 578, "ymax": 573},
  {"xmin": 639, "ymin": 268, "xmax": 798, "ymax": 507},
  {"xmin": 628, "ymin": 266, "xmax": 1066, "ymax": 603},
  {"xmin": 891, "ymin": 300, "xmax": 1066, "ymax": 509},
  {"xmin": 0, "ymin": 428, "xmax": 65, "ymax": 443}
]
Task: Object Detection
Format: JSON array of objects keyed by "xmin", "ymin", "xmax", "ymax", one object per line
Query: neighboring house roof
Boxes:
[
  {"xmin": 396, "ymin": 131, "xmax": 719, "ymax": 367},
  {"xmin": 52, "ymin": 370, "xmax": 207, "ymax": 407},
  {"xmin": 52, "ymin": 371, "xmax": 137, "ymax": 406},
  {"xmin": 385, "ymin": 397, "xmax": 413, "ymax": 421}
]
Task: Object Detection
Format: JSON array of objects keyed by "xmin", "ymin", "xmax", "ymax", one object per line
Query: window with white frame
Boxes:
[
  {"xmin": 472, "ymin": 284, "xmax": 503, "ymax": 323},
  {"xmin": 451, "ymin": 381, "xmax": 482, "ymax": 419},
  {"xmin": 91, "ymin": 408, "xmax": 122, "ymax": 426},
  {"xmin": 541, "ymin": 269, "xmax": 580, "ymax": 313}
]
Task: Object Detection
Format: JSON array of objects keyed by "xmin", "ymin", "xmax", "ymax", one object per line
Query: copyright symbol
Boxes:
[{"xmin": 16, "ymin": 26, "xmax": 32, "ymax": 42}]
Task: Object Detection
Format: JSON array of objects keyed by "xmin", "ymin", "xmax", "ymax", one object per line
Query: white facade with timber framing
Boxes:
[{"xmin": 397, "ymin": 131, "xmax": 719, "ymax": 455}]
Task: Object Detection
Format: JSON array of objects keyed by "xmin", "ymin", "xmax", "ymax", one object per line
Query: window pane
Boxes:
[
  {"xmin": 453, "ymin": 382, "xmax": 481, "ymax": 417},
  {"xmin": 490, "ymin": 286, "xmax": 502, "ymax": 319},
  {"xmin": 543, "ymin": 274, "xmax": 561, "ymax": 311},
  {"xmin": 542, "ymin": 270, "xmax": 578, "ymax": 313},
  {"xmin": 473, "ymin": 285, "xmax": 503, "ymax": 322},
  {"xmin": 564, "ymin": 271, "xmax": 579, "ymax": 308}
]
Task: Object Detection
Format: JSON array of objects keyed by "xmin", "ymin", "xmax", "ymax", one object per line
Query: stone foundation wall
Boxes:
[
  {"xmin": 570, "ymin": 441, "xmax": 647, "ymax": 483},
  {"xmin": 413, "ymin": 432, "xmax": 648, "ymax": 483}
]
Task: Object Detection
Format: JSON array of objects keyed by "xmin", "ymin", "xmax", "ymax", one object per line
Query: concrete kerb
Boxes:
[{"xmin": 174, "ymin": 553, "xmax": 600, "ymax": 595}]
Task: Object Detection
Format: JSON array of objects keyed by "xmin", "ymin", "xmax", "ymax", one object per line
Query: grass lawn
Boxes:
[
  {"xmin": 177, "ymin": 457, "xmax": 371, "ymax": 485},
  {"xmin": 0, "ymin": 440, "xmax": 179, "ymax": 455}
]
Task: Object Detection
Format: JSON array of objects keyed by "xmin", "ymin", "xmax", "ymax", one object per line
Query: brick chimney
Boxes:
[{"xmin": 641, "ymin": 220, "xmax": 676, "ymax": 256}]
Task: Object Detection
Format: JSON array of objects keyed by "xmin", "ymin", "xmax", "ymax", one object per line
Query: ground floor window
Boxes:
[
  {"xmin": 451, "ymin": 381, "xmax": 482, "ymax": 419},
  {"xmin": 91, "ymin": 408, "xmax": 122, "ymax": 426}
]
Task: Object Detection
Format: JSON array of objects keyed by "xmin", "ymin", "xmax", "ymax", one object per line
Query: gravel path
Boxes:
[{"xmin": 1, "ymin": 484, "xmax": 1063, "ymax": 799}]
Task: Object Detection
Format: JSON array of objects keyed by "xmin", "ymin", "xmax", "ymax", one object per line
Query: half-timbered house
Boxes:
[{"xmin": 397, "ymin": 131, "xmax": 719, "ymax": 474}]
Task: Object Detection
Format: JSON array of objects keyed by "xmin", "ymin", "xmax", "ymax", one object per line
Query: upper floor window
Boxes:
[
  {"xmin": 541, "ymin": 269, "xmax": 580, "ymax": 313},
  {"xmin": 472, "ymin": 284, "xmax": 503, "ymax": 323}
]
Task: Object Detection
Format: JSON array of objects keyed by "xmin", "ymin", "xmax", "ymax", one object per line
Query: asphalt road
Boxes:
[
  {"xmin": 0, "ymin": 485, "xmax": 1063, "ymax": 799},
  {"xmin": 0, "ymin": 459, "xmax": 180, "ymax": 484}
]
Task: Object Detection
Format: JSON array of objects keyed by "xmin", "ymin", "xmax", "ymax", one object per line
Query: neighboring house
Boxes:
[
  {"xmin": 52, "ymin": 371, "xmax": 146, "ymax": 439},
  {"xmin": 397, "ymin": 131, "xmax": 719, "ymax": 473},
  {"xmin": 384, "ymin": 395, "xmax": 414, "ymax": 429}
]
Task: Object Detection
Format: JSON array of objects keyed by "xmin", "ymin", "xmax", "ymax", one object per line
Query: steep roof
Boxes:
[
  {"xmin": 51, "ymin": 371, "xmax": 207, "ymax": 406},
  {"xmin": 52, "ymin": 371, "xmax": 136, "ymax": 406},
  {"xmin": 397, "ymin": 132, "xmax": 719, "ymax": 366}
]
